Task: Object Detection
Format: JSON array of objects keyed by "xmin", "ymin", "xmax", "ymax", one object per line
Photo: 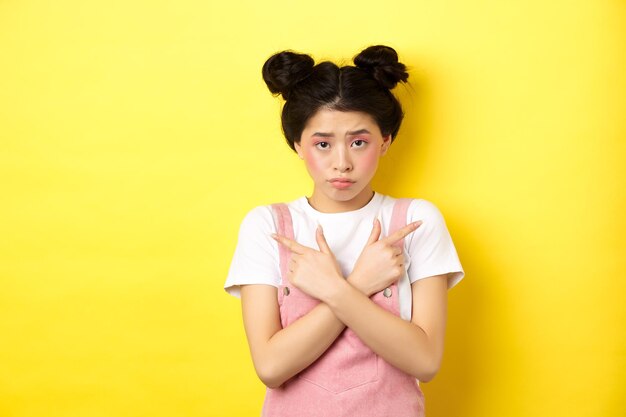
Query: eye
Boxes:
[
  {"xmin": 352, "ymin": 139, "xmax": 367, "ymax": 148},
  {"xmin": 315, "ymin": 142, "xmax": 330, "ymax": 150}
]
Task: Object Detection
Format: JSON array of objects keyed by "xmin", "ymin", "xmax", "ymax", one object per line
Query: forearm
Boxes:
[
  {"xmin": 256, "ymin": 301, "xmax": 346, "ymax": 388},
  {"xmin": 253, "ymin": 276, "xmax": 375, "ymax": 388},
  {"xmin": 325, "ymin": 279, "xmax": 443, "ymax": 382}
]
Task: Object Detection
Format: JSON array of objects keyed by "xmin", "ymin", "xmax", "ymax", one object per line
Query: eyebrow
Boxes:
[{"xmin": 311, "ymin": 129, "xmax": 371, "ymax": 138}]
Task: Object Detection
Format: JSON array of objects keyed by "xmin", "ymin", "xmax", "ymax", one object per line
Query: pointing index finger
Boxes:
[
  {"xmin": 270, "ymin": 233, "xmax": 308, "ymax": 255},
  {"xmin": 381, "ymin": 221, "xmax": 423, "ymax": 245}
]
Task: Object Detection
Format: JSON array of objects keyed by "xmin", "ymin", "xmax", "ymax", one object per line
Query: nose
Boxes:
[{"xmin": 333, "ymin": 146, "xmax": 353, "ymax": 172}]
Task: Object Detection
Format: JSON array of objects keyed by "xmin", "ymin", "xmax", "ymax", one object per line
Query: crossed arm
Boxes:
[{"xmin": 240, "ymin": 220, "xmax": 449, "ymax": 389}]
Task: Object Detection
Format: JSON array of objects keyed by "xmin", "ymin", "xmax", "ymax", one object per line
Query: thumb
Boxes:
[
  {"xmin": 366, "ymin": 218, "xmax": 382, "ymax": 245},
  {"xmin": 315, "ymin": 224, "xmax": 333, "ymax": 255}
]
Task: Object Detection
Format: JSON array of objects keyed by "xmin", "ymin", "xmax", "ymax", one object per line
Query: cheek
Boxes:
[
  {"xmin": 359, "ymin": 148, "xmax": 381, "ymax": 171},
  {"xmin": 303, "ymin": 152, "xmax": 324, "ymax": 174}
]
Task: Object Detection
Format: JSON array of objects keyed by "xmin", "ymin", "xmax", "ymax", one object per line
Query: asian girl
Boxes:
[{"xmin": 224, "ymin": 45, "xmax": 465, "ymax": 416}]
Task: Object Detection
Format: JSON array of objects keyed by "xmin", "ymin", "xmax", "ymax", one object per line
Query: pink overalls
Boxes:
[{"xmin": 263, "ymin": 198, "xmax": 425, "ymax": 417}]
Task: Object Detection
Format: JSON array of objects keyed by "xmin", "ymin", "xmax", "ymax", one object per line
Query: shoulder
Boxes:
[
  {"xmin": 378, "ymin": 194, "xmax": 446, "ymax": 224},
  {"xmin": 237, "ymin": 197, "xmax": 306, "ymax": 235},
  {"xmin": 241, "ymin": 204, "xmax": 274, "ymax": 224},
  {"xmin": 407, "ymin": 199, "xmax": 446, "ymax": 224},
  {"xmin": 399, "ymin": 198, "xmax": 465, "ymax": 287},
  {"xmin": 403, "ymin": 198, "xmax": 455, "ymax": 250},
  {"xmin": 402, "ymin": 198, "xmax": 451, "ymax": 246},
  {"xmin": 237, "ymin": 205, "xmax": 277, "ymax": 237},
  {"xmin": 225, "ymin": 204, "xmax": 284, "ymax": 297}
]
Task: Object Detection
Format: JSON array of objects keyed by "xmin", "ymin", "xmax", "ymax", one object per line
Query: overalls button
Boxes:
[
  {"xmin": 283, "ymin": 287, "xmax": 290, "ymax": 296},
  {"xmin": 383, "ymin": 287, "xmax": 392, "ymax": 298}
]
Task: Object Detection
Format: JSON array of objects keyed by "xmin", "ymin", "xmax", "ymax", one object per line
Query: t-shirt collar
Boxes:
[{"xmin": 299, "ymin": 191, "xmax": 383, "ymax": 220}]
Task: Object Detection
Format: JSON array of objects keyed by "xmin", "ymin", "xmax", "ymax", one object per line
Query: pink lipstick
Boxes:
[{"xmin": 329, "ymin": 179, "xmax": 354, "ymax": 190}]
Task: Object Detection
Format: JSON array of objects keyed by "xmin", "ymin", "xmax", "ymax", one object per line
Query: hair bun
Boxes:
[
  {"xmin": 262, "ymin": 51, "xmax": 315, "ymax": 99},
  {"xmin": 353, "ymin": 45, "xmax": 408, "ymax": 89}
]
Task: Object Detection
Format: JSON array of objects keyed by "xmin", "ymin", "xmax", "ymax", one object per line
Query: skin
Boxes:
[
  {"xmin": 240, "ymin": 109, "xmax": 449, "ymax": 389},
  {"xmin": 294, "ymin": 108, "xmax": 391, "ymax": 213}
]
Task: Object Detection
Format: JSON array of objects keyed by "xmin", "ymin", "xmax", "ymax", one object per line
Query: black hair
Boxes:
[{"xmin": 262, "ymin": 45, "xmax": 409, "ymax": 152}]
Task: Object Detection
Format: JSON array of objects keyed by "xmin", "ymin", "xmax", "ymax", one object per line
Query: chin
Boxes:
[{"xmin": 325, "ymin": 186, "xmax": 365, "ymax": 201}]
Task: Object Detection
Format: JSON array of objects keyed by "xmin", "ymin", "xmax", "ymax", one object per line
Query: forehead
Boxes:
[{"xmin": 303, "ymin": 109, "xmax": 380, "ymax": 133}]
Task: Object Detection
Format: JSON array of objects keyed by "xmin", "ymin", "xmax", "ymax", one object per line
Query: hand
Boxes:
[
  {"xmin": 271, "ymin": 225, "xmax": 344, "ymax": 302},
  {"xmin": 348, "ymin": 218, "xmax": 423, "ymax": 296}
]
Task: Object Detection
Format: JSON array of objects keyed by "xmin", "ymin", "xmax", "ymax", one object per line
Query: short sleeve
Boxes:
[
  {"xmin": 405, "ymin": 199, "xmax": 465, "ymax": 289},
  {"xmin": 224, "ymin": 206, "xmax": 281, "ymax": 298}
]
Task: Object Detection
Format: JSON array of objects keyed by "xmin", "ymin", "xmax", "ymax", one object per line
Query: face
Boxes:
[{"xmin": 295, "ymin": 109, "xmax": 392, "ymax": 213}]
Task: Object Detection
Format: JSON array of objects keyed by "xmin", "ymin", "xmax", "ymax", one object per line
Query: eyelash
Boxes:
[
  {"xmin": 315, "ymin": 139, "xmax": 367, "ymax": 150},
  {"xmin": 315, "ymin": 142, "xmax": 330, "ymax": 150}
]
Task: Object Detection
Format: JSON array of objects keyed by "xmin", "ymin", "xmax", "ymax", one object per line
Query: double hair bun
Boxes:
[
  {"xmin": 353, "ymin": 45, "xmax": 409, "ymax": 90},
  {"xmin": 262, "ymin": 45, "xmax": 408, "ymax": 100}
]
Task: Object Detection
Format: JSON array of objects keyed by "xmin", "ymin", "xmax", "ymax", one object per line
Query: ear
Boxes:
[
  {"xmin": 381, "ymin": 135, "xmax": 392, "ymax": 156},
  {"xmin": 294, "ymin": 141, "xmax": 304, "ymax": 159}
]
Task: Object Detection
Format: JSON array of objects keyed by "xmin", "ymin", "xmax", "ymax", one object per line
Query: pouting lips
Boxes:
[{"xmin": 329, "ymin": 180, "xmax": 354, "ymax": 189}]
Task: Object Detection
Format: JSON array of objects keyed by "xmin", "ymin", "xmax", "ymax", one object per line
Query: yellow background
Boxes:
[{"xmin": 1, "ymin": 1, "xmax": 624, "ymax": 416}]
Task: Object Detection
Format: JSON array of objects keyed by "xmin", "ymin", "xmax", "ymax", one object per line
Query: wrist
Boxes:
[
  {"xmin": 324, "ymin": 275, "xmax": 353, "ymax": 308},
  {"xmin": 346, "ymin": 271, "xmax": 371, "ymax": 296}
]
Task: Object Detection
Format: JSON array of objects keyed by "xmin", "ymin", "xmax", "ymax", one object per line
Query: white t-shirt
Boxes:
[{"xmin": 224, "ymin": 192, "xmax": 465, "ymax": 321}]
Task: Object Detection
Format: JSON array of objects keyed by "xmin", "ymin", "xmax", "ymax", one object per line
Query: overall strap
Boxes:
[
  {"xmin": 269, "ymin": 203, "xmax": 294, "ymax": 281},
  {"xmin": 389, "ymin": 198, "xmax": 414, "ymax": 249}
]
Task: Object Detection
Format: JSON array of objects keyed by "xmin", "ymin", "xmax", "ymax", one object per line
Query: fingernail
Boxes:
[
  {"xmin": 270, "ymin": 233, "xmax": 277, "ymax": 238},
  {"xmin": 317, "ymin": 224, "xmax": 323, "ymax": 232}
]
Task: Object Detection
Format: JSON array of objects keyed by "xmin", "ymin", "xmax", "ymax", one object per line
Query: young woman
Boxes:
[{"xmin": 224, "ymin": 45, "xmax": 464, "ymax": 417}]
